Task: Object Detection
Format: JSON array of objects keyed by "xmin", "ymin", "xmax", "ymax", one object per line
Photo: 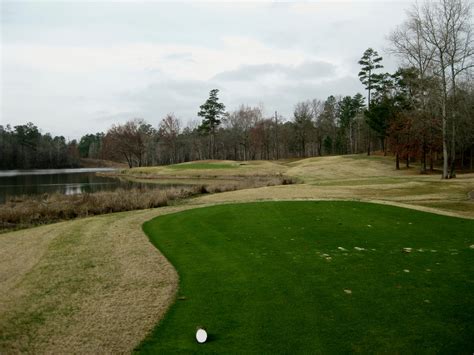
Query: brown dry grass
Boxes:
[
  {"xmin": 189, "ymin": 156, "xmax": 474, "ymax": 219},
  {"xmin": 79, "ymin": 158, "xmax": 128, "ymax": 169},
  {"xmin": 0, "ymin": 186, "xmax": 202, "ymax": 232},
  {"xmin": 1, "ymin": 154, "xmax": 473, "ymax": 354},
  {"xmin": 287, "ymin": 155, "xmax": 417, "ymax": 181},
  {"xmin": 0, "ymin": 205, "xmax": 201, "ymax": 354},
  {"xmin": 120, "ymin": 160, "xmax": 287, "ymax": 178}
]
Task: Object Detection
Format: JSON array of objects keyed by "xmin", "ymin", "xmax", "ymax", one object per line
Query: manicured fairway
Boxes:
[{"xmin": 139, "ymin": 201, "xmax": 474, "ymax": 353}]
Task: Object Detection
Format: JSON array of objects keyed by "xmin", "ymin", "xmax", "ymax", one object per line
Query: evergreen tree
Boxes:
[
  {"xmin": 198, "ymin": 89, "xmax": 226, "ymax": 159},
  {"xmin": 358, "ymin": 48, "xmax": 384, "ymax": 155},
  {"xmin": 358, "ymin": 48, "xmax": 384, "ymax": 108},
  {"xmin": 338, "ymin": 93, "xmax": 365, "ymax": 154}
]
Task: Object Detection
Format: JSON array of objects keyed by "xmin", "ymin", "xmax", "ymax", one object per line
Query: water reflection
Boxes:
[
  {"xmin": 0, "ymin": 168, "xmax": 116, "ymax": 177},
  {"xmin": 64, "ymin": 184, "xmax": 86, "ymax": 196},
  {"xmin": 0, "ymin": 168, "xmax": 175, "ymax": 203}
]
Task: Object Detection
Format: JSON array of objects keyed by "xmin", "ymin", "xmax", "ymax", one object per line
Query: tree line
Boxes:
[
  {"xmin": 0, "ymin": 122, "xmax": 80, "ymax": 169},
  {"xmin": 1, "ymin": 0, "xmax": 473, "ymax": 176}
]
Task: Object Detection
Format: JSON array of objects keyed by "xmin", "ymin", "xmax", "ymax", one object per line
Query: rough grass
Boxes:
[
  {"xmin": 168, "ymin": 161, "xmax": 239, "ymax": 170},
  {"xmin": 139, "ymin": 201, "xmax": 474, "ymax": 353},
  {"xmin": 0, "ymin": 206, "xmax": 201, "ymax": 353},
  {"xmin": 122, "ymin": 160, "xmax": 286, "ymax": 177}
]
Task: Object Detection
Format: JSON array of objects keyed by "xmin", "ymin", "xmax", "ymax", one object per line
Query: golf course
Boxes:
[
  {"xmin": 139, "ymin": 201, "xmax": 474, "ymax": 353},
  {"xmin": 1, "ymin": 156, "xmax": 473, "ymax": 353}
]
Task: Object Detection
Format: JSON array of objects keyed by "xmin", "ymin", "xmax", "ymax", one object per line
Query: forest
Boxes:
[{"xmin": 1, "ymin": 0, "xmax": 473, "ymax": 177}]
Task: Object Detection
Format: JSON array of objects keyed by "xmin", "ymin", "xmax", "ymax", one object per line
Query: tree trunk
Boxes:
[
  {"xmin": 470, "ymin": 145, "xmax": 473, "ymax": 170},
  {"xmin": 367, "ymin": 129, "xmax": 371, "ymax": 156},
  {"xmin": 301, "ymin": 135, "xmax": 306, "ymax": 158},
  {"xmin": 449, "ymin": 112, "xmax": 456, "ymax": 178},
  {"xmin": 441, "ymin": 68, "xmax": 449, "ymax": 179},
  {"xmin": 420, "ymin": 141, "xmax": 427, "ymax": 174},
  {"xmin": 396, "ymin": 152, "xmax": 400, "ymax": 170},
  {"xmin": 442, "ymin": 127, "xmax": 449, "ymax": 175},
  {"xmin": 355, "ymin": 122, "xmax": 359, "ymax": 153},
  {"xmin": 210, "ymin": 133, "xmax": 214, "ymax": 160},
  {"xmin": 349, "ymin": 121, "xmax": 353, "ymax": 154},
  {"xmin": 123, "ymin": 152, "xmax": 132, "ymax": 168},
  {"xmin": 430, "ymin": 148, "xmax": 434, "ymax": 172}
]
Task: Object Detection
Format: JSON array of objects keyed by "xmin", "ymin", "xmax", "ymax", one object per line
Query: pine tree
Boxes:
[
  {"xmin": 358, "ymin": 48, "xmax": 384, "ymax": 155},
  {"xmin": 198, "ymin": 89, "xmax": 226, "ymax": 159},
  {"xmin": 358, "ymin": 48, "xmax": 384, "ymax": 108}
]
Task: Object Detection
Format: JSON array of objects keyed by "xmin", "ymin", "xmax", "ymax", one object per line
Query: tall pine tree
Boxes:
[
  {"xmin": 198, "ymin": 89, "xmax": 226, "ymax": 159},
  {"xmin": 358, "ymin": 48, "xmax": 384, "ymax": 155}
]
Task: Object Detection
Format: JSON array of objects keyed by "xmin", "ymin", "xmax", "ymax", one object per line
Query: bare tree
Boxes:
[
  {"xmin": 408, "ymin": 0, "xmax": 473, "ymax": 178},
  {"xmin": 103, "ymin": 119, "xmax": 153, "ymax": 168},
  {"xmin": 224, "ymin": 105, "xmax": 263, "ymax": 160},
  {"xmin": 445, "ymin": 0, "xmax": 474, "ymax": 176},
  {"xmin": 158, "ymin": 113, "xmax": 181, "ymax": 164},
  {"xmin": 293, "ymin": 101, "xmax": 314, "ymax": 157}
]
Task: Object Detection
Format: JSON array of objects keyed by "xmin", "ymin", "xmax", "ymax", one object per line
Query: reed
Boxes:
[
  {"xmin": 0, "ymin": 176, "xmax": 296, "ymax": 231},
  {"xmin": 0, "ymin": 186, "xmax": 200, "ymax": 231}
]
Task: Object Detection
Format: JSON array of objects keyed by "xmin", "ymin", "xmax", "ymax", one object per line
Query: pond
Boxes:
[{"xmin": 0, "ymin": 168, "xmax": 172, "ymax": 203}]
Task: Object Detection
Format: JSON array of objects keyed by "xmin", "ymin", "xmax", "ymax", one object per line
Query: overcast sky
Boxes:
[{"xmin": 1, "ymin": 0, "xmax": 411, "ymax": 140}]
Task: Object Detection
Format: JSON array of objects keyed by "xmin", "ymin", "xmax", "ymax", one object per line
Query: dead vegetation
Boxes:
[
  {"xmin": 116, "ymin": 160, "xmax": 288, "ymax": 178},
  {"xmin": 0, "ymin": 175, "xmax": 296, "ymax": 232},
  {"xmin": 0, "ymin": 187, "xmax": 199, "ymax": 231},
  {"xmin": 0, "ymin": 206, "xmax": 195, "ymax": 354}
]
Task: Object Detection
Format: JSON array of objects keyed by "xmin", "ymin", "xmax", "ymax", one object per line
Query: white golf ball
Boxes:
[{"xmin": 196, "ymin": 328, "xmax": 207, "ymax": 343}]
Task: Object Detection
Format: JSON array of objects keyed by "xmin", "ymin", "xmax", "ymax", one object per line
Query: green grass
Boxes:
[
  {"xmin": 169, "ymin": 162, "xmax": 238, "ymax": 170},
  {"xmin": 139, "ymin": 201, "xmax": 474, "ymax": 353}
]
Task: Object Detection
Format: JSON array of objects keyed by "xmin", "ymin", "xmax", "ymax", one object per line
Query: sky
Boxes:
[{"xmin": 1, "ymin": 0, "xmax": 411, "ymax": 140}]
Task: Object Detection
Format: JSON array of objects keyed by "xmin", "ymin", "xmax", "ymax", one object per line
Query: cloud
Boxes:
[
  {"xmin": 119, "ymin": 73, "xmax": 364, "ymax": 127},
  {"xmin": 219, "ymin": 75, "xmax": 364, "ymax": 120},
  {"xmin": 3, "ymin": 36, "xmax": 309, "ymax": 81},
  {"xmin": 163, "ymin": 52, "xmax": 195, "ymax": 62},
  {"xmin": 2, "ymin": 1, "xmax": 410, "ymax": 138},
  {"xmin": 213, "ymin": 61, "xmax": 337, "ymax": 82},
  {"xmin": 120, "ymin": 79, "xmax": 217, "ymax": 123}
]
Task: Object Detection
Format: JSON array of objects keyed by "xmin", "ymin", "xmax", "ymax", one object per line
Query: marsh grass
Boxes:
[
  {"xmin": 0, "ymin": 187, "xmax": 201, "ymax": 231},
  {"xmin": 0, "ymin": 176, "xmax": 296, "ymax": 231}
]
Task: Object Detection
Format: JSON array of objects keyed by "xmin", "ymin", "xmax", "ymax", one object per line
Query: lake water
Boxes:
[{"xmin": 0, "ymin": 168, "xmax": 168, "ymax": 203}]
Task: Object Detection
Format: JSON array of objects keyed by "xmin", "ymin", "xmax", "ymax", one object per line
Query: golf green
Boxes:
[{"xmin": 138, "ymin": 201, "xmax": 474, "ymax": 353}]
